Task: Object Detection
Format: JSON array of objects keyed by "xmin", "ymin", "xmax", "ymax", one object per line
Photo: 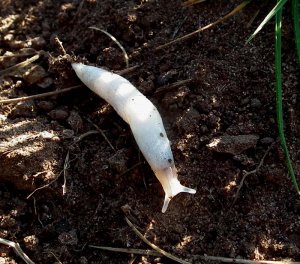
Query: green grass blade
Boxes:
[
  {"xmin": 275, "ymin": 4, "xmax": 300, "ymax": 194},
  {"xmin": 247, "ymin": 0, "xmax": 288, "ymax": 42},
  {"xmin": 292, "ymin": 0, "xmax": 300, "ymax": 64}
]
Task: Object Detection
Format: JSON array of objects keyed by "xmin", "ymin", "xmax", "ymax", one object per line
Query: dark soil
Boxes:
[{"xmin": 1, "ymin": 0, "xmax": 300, "ymax": 263}]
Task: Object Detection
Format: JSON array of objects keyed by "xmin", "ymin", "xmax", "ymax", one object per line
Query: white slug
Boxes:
[{"xmin": 72, "ymin": 63, "xmax": 196, "ymax": 213}]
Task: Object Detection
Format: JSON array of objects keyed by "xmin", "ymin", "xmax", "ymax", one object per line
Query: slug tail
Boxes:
[
  {"xmin": 162, "ymin": 196, "xmax": 171, "ymax": 213},
  {"xmin": 155, "ymin": 166, "xmax": 196, "ymax": 213}
]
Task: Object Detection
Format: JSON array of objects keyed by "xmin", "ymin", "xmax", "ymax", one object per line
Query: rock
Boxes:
[
  {"xmin": 260, "ymin": 137, "xmax": 274, "ymax": 145},
  {"xmin": 250, "ymin": 98, "xmax": 262, "ymax": 109},
  {"xmin": 58, "ymin": 229, "xmax": 78, "ymax": 245},
  {"xmin": 0, "ymin": 51, "xmax": 18, "ymax": 68},
  {"xmin": 37, "ymin": 77, "xmax": 54, "ymax": 89},
  {"xmin": 207, "ymin": 134, "xmax": 259, "ymax": 155},
  {"xmin": 108, "ymin": 149, "xmax": 130, "ymax": 173},
  {"xmin": 162, "ymin": 86, "xmax": 189, "ymax": 108},
  {"xmin": 23, "ymin": 235, "xmax": 39, "ymax": 251},
  {"xmin": 175, "ymin": 107, "xmax": 200, "ymax": 134},
  {"xmin": 233, "ymin": 154, "xmax": 254, "ymax": 166},
  {"xmin": 29, "ymin": 36, "xmax": 46, "ymax": 49},
  {"xmin": 48, "ymin": 109, "xmax": 69, "ymax": 121},
  {"xmin": 9, "ymin": 101, "xmax": 35, "ymax": 118},
  {"xmin": 67, "ymin": 111, "xmax": 83, "ymax": 132},
  {"xmin": 0, "ymin": 118, "xmax": 61, "ymax": 191},
  {"xmin": 194, "ymin": 100, "xmax": 212, "ymax": 114},
  {"xmin": 156, "ymin": 69, "xmax": 178, "ymax": 86},
  {"xmin": 23, "ymin": 65, "xmax": 47, "ymax": 85},
  {"xmin": 37, "ymin": 101, "xmax": 54, "ymax": 111}
]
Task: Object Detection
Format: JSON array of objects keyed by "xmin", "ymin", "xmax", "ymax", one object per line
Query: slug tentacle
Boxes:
[{"xmin": 71, "ymin": 63, "xmax": 196, "ymax": 213}]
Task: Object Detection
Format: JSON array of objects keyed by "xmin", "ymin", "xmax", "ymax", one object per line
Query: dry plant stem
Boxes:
[
  {"xmin": 156, "ymin": 1, "xmax": 251, "ymax": 50},
  {"xmin": 125, "ymin": 217, "xmax": 191, "ymax": 264},
  {"xmin": 119, "ymin": 162, "xmax": 143, "ymax": 177},
  {"xmin": 87, "ymin": 245, "xmax": 300, "ymax": 264},
  {"xmin": 48, "ymin": 251, "xmax": 63, "ymax": 264},
  {"xmin": 199, "ymin": 255, "xmax": 300, "ymax": 264},
  {"xmin": 0, "ymin": 238, "xmax": 35, "ymax": 264},
  {"xmin": 88, "ymin": 245, "xmax": 162, "ymax": 257},
  {"xmin": 182, "ymin": 0, "xmax": 207, "ymax": 7},
  {"xmin": 154, "ymin": 78, "xmax": 193, "ymax": 95},
  {"xmin": 53, "ymin": 35, "xmax": 67, "ymax": 56},
  {"xmin": 62, "ymin": 151, "xmax": 70, "ymax": 195},
  {"xmin": 232, "ymin": 142, "xmax": 275, "ymax": 206},
  {"xmin": 86, "ymin": 117, "xmax": 116, "ymax": 152},
  {"xmin": 0, "ymin": 52, "xmax": 37, "ymax": 59},
  {"xmin": 89, "ymin": 26, "xmax": 129, "ymax": 68},
  {"xmin": 0, "ymin": 65, "xmax": 138, "ymax": 105},
  {"xmin": 0, "ymin": 54, "xmax": 40, "ymax": 77},
  {"xmin": 26, "ymin": 173, "xmax": 62, "ymax": 199},
  {"xmin": 0, "ymin": 85, "xmax": 83, "ymax": 105},
  {"xmin": 74, "ymin": 130, "xmax": 100, "ymax": 143},
  {"xmin": 26, "ymin": 130, "xmax": 104, "ymax": 199}
]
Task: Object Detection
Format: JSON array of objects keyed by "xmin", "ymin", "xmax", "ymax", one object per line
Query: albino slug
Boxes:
[{"xmin": 72, "ymin": 63, "xmax": 196, "ymax": 213}]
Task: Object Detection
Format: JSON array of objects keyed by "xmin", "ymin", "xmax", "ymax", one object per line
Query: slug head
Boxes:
[{"xmin": 154, "ymin": 166, "xmax": 196, "ymax": 213}]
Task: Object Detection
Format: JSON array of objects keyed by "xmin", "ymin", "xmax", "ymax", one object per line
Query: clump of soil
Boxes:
[{"xmin": 0, "ymin": 0, "xmax": 300, "ymax": 263}]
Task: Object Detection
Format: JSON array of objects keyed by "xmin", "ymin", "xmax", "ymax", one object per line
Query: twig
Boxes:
[
  {"xmin": 33, "ymin": 197, "xmax": 44, "ymax": 227},
  {"xmin": 0, "ymin": 54, "xmax": 40, "ymax": 77},
  {"xmin": 198, "ymin": 255, "xmax": 299, "ymax": 264},
  {"xmin": 156, "ymin": 0, "xmax": 251, "ymax": 50},
  {"xmin": 119, "ymin": 162, "xmax": 143, "ymax": 177},
  {"xmin": 48, "ymin": 251, "xmax": 63, "ymax": 264},
  {"xmin": 26, "ymin": 172, "xmax": 62, "ymax": 199},
  {"xmin": 172, "ymin": 16, "xmax": 188, "ymax": 39},
  {"xmin": 0, "ymin": 238, "xmax": 35, "ymax": 264},
  {"xmin": 0, "ymin": 85, "xmax": 83, "ymax": 105},
  {"xmin": 85, "ymin": 117, "xmax": 116, "ymax": 152},
  {"xmin": 125, "ymin": 217, "xmax": 191, "ymax": 264},
  {"xmin": 87, "ymin": 245, "xmax": 299, "ymax": 264},
  {"xmin": 62, "ymin": 151, "xmax": 70, "ymax": 195},
  {"xmin": 74, "ymin": 130, "xmax": 100, "ymax": 143},
  {"xmin": 88, "ymin": 245, "xmax": 162, "ymax": 257},
  {"xmin": 0, "ymin": 65, "xmax": 139, "ymax": 105},
  {"xmin": 116, "ymin": 64, "xmax": 139, "ymax": 75},
  {"xmin": 182, "ymin": 0, "xmax": 207, "ymax": 7},
  {"xmin": 154, "ymin": 78, "xmax": 193, "ymax": 95},
  {"xmin": 74, "ymin": 0, "xmax": 85, "ymax": 19},
  {"xmin": 231, "ymin": 142, "xmax": 275, "ymax": 206},
  {"xmin": 0, "ymin": 52, "xmax": 37, "ymax": 59},
  {"xmin": 53, "ymin": 36, "xmax": 67, "ymax": 56},
  {"xmin": 89, "ymin": 26, "xmax": 129, "ymax": 68}
]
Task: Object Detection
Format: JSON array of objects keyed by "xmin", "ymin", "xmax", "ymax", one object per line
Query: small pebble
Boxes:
[
  {"xmin": 23, "ymin": 65, "xmax": 47, "ymax": 85},
  {"xmin": 10, "ymin": 101, "xmax": 35, "ymax": 118},
  {"xmin": 250, "ymin": 98, "xmax": 262, "ymax": 109},
  {"xmin": 37, "ymin": 101, "xmax": 54, "ymax": 111},
  {"xmin": 108, "ymin": 149, "xmax": 130, "ymax": 173},
  {"xmin": 37, "ymin": 77, "xmax": 54, "ymax": 89},
  {"xmin": 67, "ymin": 111, "xmax": 83, "ymax": 132},
  {"xmin": 58, "ymin": 229, "xmax": 78, "ymax": 245},
  {"xmin": 260, "ymin": 137, "xmax": 274, "ymax": 145},
  {"xmin": 48, "ymin": 109, "xmax": 69, "ymax": 121}
]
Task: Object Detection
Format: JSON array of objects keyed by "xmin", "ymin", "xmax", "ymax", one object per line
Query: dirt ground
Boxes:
[{"xmin": 1, "ymin": 0, "xmax": 300, "ymax": 263}]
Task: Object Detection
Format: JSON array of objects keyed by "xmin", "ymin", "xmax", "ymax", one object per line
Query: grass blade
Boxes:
[
  {"xmin": 275, "ymin": 4, "xmax": 300, "ymax": 194},
  {"xmin": 292, "ymin": 0, "xmax": 300, "ymax": 64},
  {"xmin": 247, "ymin": 0, "xmax": 288, "ymax": 42}
]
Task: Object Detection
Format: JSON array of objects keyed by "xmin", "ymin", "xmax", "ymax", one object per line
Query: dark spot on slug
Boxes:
[
  {"xmin": 160, "ymin": 133, "xmax": 164, "ymax": 137},
  {"xmin": 168, "ymin": 158, "xmax": 172, "ymax": 163},
  {"xmin": 131, "ymin": 98, "xmax": 134, "ymax": 101}
]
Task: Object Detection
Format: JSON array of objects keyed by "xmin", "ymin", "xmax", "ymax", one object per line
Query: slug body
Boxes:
[{"xmin": 72, "ymin": 63, "xmax": 196, "ymax": 212}]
